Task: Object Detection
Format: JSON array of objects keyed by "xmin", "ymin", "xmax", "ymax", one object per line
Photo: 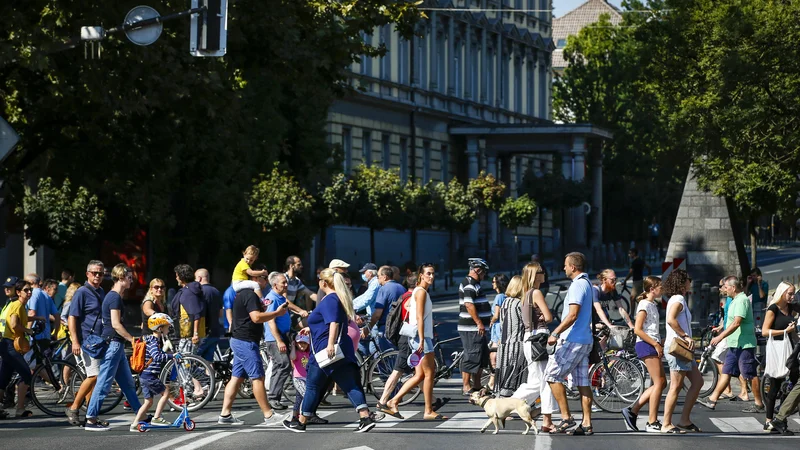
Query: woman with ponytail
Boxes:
[
  {"xmin": 283, "ymin": 269, "xmax": 377, "ymax": 433},
  {"xmin": 621, "ymin": 276, "xmax": 667, "ymax": 433}
]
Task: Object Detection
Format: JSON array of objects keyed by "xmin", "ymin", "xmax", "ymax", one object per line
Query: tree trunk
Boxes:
[
  {"xmin": 749, "ymin": 219, "xmax": 758, "ymax": 269},
  {"xmin": 538, "ymin": 207, "xmax": 544, "ymax": 257},
  {"xmin": 370, "ymin": 227, "xmax": 376, "ymax": 263},
  {"xmin": 449, "ymin": 230, "xmax": 455, "ymax": 283},
  {"xmin": 317, "ymin": 226, "xmax": 327, "ymax": 266},
  {"xmin": 483, "ymin": 208, "xmax": 489, "ymax": 259},
  {"xmin": 514, "ymin": 234, "xmax": 519, "ymax": 273},
  {"xmin": 410, "ymin": 228, "xmax": 418, "ymax": 265}
]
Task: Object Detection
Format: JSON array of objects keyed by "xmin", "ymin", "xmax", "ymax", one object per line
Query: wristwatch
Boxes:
[{"xmin": 551, "ymin": 332, "xmax": 560, "ymax": 339}]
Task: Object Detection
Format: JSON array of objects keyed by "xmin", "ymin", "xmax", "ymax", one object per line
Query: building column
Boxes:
[
  {"xmin": 496, "ymin": 33, "xmax": 503, "ymax": 107},
  {"xmin": 571, "ymin": 136, "xmax": 587, "ymax": 249},
  {"xmin": 480, "ymin": 30, "xmax": 487, "ymax": 103},
  {"xmin": 590, "ymin": 152, "xmax": 603, "ymax": 248},
  {"xmin": 429, "ymin": 12, "xmax": 438, "ymax": 91},
  {"xmin": 447, "ymin": 17, "xmax": 455, "ymax": 96},
  {"xmin": 467, "ymin": 136, "xmax": 480, "ymax": 251},
  {"xmin": 465, "ymin": 23, "xmax": 472, "ymax": 100},
  {"xmin": 487, "ymin": 153, "xmax": 498, "ymax": 250}
]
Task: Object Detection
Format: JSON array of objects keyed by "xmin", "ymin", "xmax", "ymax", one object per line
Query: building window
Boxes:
[
  {"xmin": 515, "ymin": 156, "xmax": 522, "ymax": 196},
  {"xmin": 382, "ymin": 134, "xmax": 391, "ymax": 170},
  {"xmin": 540, "ymin": 0, "xmax": 548, "ymax": 22},
  {"xmin": 342, "ymin": 128, "xmax": 352, "ymax": 174},
  {"xmin": 417, "ymin": 33, "xmax": 427, "ymax": 88},
  {"xmin": 400, "ymin": 138, "xmax": 408, "ymax": 181},
  {"xmin": 441, "ymin": 145, "xmax": 449, "ymax": 182},
  {"xmin": 423, "ymin": 141, "xmax": 431, "ymax": 183},
  {"xmin": 514, "ymin": 57, "xmax": 522, "ymax": 113},
  {"xmin": 515, "ymin": 0, "xmax": 522, "ymax": 9},
  {"xmin": 557, "ymin": 39, "xmax": 567, "ymax": 48},
  {"xmin": 362, "ymin": 130, "xmax": 372, "ymax": 167},
  {"xmin": 502, "ymin": 51, "xmax": 510, "ymax": 109},
  {"xmin": 487, "ymin": 48, "xmax": 494, "ymax": 105},
  {"xmin": 399, "ymin": 38, "xmax": 409, "ymax": 85},
  {"xmin": 470, "ymin": 43, "xmax": 479, "ymax": 99},
  {"xmin": 361, "ymin": 32, "xmax": 372, "ymax": 76},
  {"xmin": 454, "ymin": 50, "xmax": 461, "ymax": 98},
  {"xmin": 437, "ymin": 33, "xmax": 446, "ymax": 92},
  {"xmin": 379, "ymin": 26, "xmax": 391, "ymax": 80}
]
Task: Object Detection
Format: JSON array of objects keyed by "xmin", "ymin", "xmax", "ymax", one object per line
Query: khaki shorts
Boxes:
[
  {"xmin": 631, "ymin": 280, "xmax": 644, "ymax": 301},
  {"xmin": 81, "ymin": 349, "xmax": 101, "ymax": 377}
]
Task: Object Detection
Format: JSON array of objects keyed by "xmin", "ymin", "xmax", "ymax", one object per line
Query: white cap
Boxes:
[{"xmin": 328, "ymin": 259, "xmax": 350, "ymax": 270}]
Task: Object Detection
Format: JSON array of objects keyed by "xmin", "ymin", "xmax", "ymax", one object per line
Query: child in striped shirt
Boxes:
[{"xmin": 133, "ymin": 313, "xmax": 176, "ymax": 428}]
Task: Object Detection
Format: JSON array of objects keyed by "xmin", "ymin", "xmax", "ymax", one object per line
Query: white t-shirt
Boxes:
[
  {"xmin": 409, "ymin": 287, "xmax": 433, "ymax": 338},
  {"xmin": 635, "ymin": 299, "xmax": 660, "ymax": 343},
  {"xmin": 664, "ymin": 295, "xmax": 692, "ymax": 350}
]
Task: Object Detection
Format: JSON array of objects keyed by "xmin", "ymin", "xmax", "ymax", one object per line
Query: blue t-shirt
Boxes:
[
  {"xmin": 222, "ymin": 285, "xmax": 236, "ymax": 330},
  {"xmin": 722, "ymin": 296, "xmax": 733, "ymax": 330},
  {"xmin": 263, "ymin": 290, "xmax": 291, "ymax": 342},
  {"xmin": 749, "ymin": 280, "xmax": 768, "ymax": 303},
  {"xmin": 307, "ymin": 293, "xmax": 357, "ymax": 374},
  {"xmin": 100, "ymin": 291, "xmax": 125, "ymax": 342},
  {"xmin": 561, "ymin": 273, "xmax": 594, "ymax": 345},
  {"xmin": 374, "ymin": 281, "xmax": 407, "ymax": 328},
  {"xmin": 29, "ymin": 289, "xmax": 58, "ymax": 341},
  {"xmin": 494, "ymin": 293, "xmax": 506, "ymax": 308},
  {"xmin": 68, "ymin": 283, "xmax": 105, "ymax": 341}
]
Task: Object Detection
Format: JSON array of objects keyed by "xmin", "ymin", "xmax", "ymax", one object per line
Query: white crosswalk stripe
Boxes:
[
  {"xmin": 254, "ymin": 410, "xmax": 336, "ymax": 427},
  {"xmin": 345, "ymin": 410, "xmax": 420, "ymax": 428},
  {"xmin": 435, "ymin": 411, "xmax": 487, "ymax": 429},
  {"xmin": 710, "ymin": 417, "xmax": 763, "ymax": 433}
]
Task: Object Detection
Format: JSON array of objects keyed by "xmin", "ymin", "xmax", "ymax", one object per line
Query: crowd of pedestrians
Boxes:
[{"xmin": 1, "ymin": 246, "xmax": 800, "ymax": 438}]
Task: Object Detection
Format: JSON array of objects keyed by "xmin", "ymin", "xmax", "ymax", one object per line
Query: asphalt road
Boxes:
[{"xmin": 3, "ymin": 247, "xmax": 800, "ymax": 449}]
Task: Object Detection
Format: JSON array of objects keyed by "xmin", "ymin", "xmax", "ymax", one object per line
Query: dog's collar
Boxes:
[{"xmin": 478, "ymin": 396, "xmax": 490, "ymax": 408}]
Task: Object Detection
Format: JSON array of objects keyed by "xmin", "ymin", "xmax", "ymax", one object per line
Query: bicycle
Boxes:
[
  {"xmin": 25, "ymin": 335, "xmax": 84, "ymax": 416},
  {"xmin": 159, "ymin": 353, "xmax": 215, "ymax": 412},
  {"xmin": 211, "ymin": 343, "xmax": 258, "ymax": 401},
  {"xmin": 546, "ymin": 284, "xmax": 567, "ymax": 323},
  {"xmin": 588, "ymin": 328, "xmax": 645, "ymax": 412}
]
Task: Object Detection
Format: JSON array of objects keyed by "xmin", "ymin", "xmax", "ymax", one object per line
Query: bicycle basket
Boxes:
[{"xmin": 608, "ymin": 326, "xmax": 634, "ymax": 351}]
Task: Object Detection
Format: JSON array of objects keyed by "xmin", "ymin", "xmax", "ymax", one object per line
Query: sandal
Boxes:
[
  {"xmin": 567, "ymin": 424, "xmax": 594, "ymax": 436},
  {"xmin": 15, "ymin": 410, "xmax": 33, "ymax": 418},
  {"xmin": 378, "ymin": 407, "xmax": 404, "ymax": 420},
  {"xmin": 662, "ymin": 426, "xmax": 686, "ymax": 434},
  {"xmin": 551, "ymin": 417, "xmax": 576, "ymax": 433},
  {"xmin": 677, "ymin": 423, "xmax": 701, "ymax": 433},
  {"xmin": 0, "ymin": 410, "xmax": 9, "ymax": 420},
  {"xmin": 423, "ymin": 413, "xmax": 448, "ymax": 421}
]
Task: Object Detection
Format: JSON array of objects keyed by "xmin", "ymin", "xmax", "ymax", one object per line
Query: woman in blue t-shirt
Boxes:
[{"xmin": 282, "ymin": 268, "xmax": 377, "ymax": 433}]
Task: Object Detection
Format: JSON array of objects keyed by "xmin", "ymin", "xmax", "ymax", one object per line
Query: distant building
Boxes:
[{"xmin": 552, "ymin": 0, "xmax": 622, "ymax": 75}]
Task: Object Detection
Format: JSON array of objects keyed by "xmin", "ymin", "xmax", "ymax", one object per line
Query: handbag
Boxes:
[
  {"xmin": 765, "ymin": 330, "xmax": 791, "ymax": 379},
  {"xmin": 399, "ymin": 322, "xmax": 418, "ymax": 338},
  {"xmin": 13, "ymin": 335, "xmax": 30, "ymax": 354},
  {"xmin": 667, "ymin": 298, "xmax": 693, "ymax": 362},
  {"xmin": 81, "ymin": 312, "xmax": 107, "ymax": 358},
  {"xmin": 311, "ymin": 323, "xmax": 345, "ymax": 369}
]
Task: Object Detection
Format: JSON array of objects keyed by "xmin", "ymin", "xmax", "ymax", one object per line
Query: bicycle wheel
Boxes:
[
  {"xmin": 31, "ymin": 360, "xmax": 84, "ymax": 416},
  {"xmin": 367, "ymin": 350, "xmax": 420, "ymax": 406},
  {"xmin": 696, "ymin": 354, "xmax": 719, "ymax": 398},
  {"xmin": 590, "ymin": 358, "xmax": 644, "ymax": 413},
  {"xmin": 160, "ymin": 355, "xmax": 216, "ymax": 412}
]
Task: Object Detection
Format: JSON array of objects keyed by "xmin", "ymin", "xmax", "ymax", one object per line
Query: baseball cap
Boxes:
[
  {"xmin": 3, "ymin": 276, "xmax": 19, "ymax": 288},
  {"xmin": 295, "ymin": 334, "xmax": 310, "ymax": 344},
  {"xmin": 329, "ymin": 259, "xmax": 350, "ymax": 270},
  {"xmin": 359, "ymin": 263, "xmax": 378, "ymax": 273}
]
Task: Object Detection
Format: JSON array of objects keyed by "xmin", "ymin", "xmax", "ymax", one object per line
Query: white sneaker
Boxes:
[
  {"xmin": 217, "ymin": 414, "xmax": 245, "ymax": 425},
  {"xmin": 591, "ymin": 405, "xmax": 602, "ymax": 413},
  {"xmin": 263, "ymin": 412, "xmax": 284, "ymax": 426},
  {"xmin": 646, "ymin": 421, "xmax": 662, "ymax": 433}
]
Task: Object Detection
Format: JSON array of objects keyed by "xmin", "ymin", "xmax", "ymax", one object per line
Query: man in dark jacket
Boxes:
[
  {"xmin": 172, "ymin": 264, "xmax": 206, "ymax": 355},
  {"xmin": 195, "ymin": 268, "xmax": 223, "ymax": 361}
]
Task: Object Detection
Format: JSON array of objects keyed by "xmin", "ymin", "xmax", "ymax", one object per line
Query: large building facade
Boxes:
[{"xmin": 320, "ymin": 0, "xmax": 609, "ymax": 271}]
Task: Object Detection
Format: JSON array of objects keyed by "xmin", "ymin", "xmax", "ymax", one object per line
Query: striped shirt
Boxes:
[
  {"xmin": 142, "ymin": 334, "xmax": 173, "ymax": 377},
  {"xmin": 284, "ymin": 273, "xmax": 306, "ymax": 303},
  {"xmin": 458, "ymin": 276, "xmax": 491, "ymax": 331}
]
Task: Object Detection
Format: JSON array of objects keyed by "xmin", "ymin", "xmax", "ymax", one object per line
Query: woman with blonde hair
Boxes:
[
  {"xmin": 141, "ymin": 278, "xmax": 168, "ymax": 336},
  {"xmin": 283, "ymin": 268, "xmax": 378, "ymax": 432},
  {"xmin": 761, "ymin": 281, "xmax": 799, "ymax": 432},
  {"xmin": 494, "ymin": 276, "xmax": 527, "ymax": 397},
  {"xmin": 511, "ymin": 263, "xmax": 555, "ymax": 431}
]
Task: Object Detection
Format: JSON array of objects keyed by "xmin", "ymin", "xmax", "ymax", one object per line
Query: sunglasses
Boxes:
[
  {"xmin": 21, "ymin": 288, "xmax": 33, "ymax": 293},
  {"xmin": 153, "ymin": 285, "xmax": 165, "ymax": 290},
  {"xmin": 88, "ymin": 271, "xmax": 104, "ymax": 277}
]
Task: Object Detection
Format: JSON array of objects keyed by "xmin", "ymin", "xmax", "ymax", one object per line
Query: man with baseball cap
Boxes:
[
  {"xmin": 353, "ymin": 263, "xmax": 380, "ymax": 316},
  {"xmin": 329, "ymin": 259, "xmax": 350, "ymax": 272},
  {"xmin": 1, "ymin": 277, "xmax": 20, "ymax": 335}
]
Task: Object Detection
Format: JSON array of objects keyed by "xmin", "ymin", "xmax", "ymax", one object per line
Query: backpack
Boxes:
[
  {"xmin": 129, "ymin": 338, "xmax": 152, "ymax": 373},
  {"xmin": 385, "ymin": 291, "xmax": 413, "ymax": 346}
]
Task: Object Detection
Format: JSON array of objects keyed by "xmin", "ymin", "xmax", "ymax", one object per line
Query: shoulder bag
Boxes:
[
  {"xmin": 81, "ymin": 310, "xmax": 108, "ymax": 358},
  {"xmin": 586, "ymin": 280, "xmax": 602, "ymax": 364},
  {"xmin": 667, "ymin": 299, "xmax": 693, "ymax": 362}
]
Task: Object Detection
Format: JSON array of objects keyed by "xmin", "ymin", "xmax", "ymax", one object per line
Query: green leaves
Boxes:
[
  {"xmin": 248, "ymin": 165, "xmax": 314, "ymax": 236},
  {"xmin": 467, "ymin": 171, "xmax": 506, "ymax": 211},
  {"xmin": 434, "ymin": 178, "xmax": 478, "ymax": 234},
  {"xmin": 519, "ymin": 172, "xmax": 589, "ymax": 210},
  {"xmin": 15, "ymin": 178, "xmax": 104, "ymax": 251},
  {"xmin": 499, "ymin": 195, "xmax": 537, "ymax": 231},
  {"xmin": 350, "ymin": 165, "xmax": 404, "ymax": 231}
]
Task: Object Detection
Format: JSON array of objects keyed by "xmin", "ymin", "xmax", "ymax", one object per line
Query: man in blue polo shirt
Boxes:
[
  {"xmin": 223, "ymin": 284, "xmax": 236, "ymax": 332},
  {"xmin": 28, "ymin": 277, "xmax": 61, "ymax": 362},
  {"xmin": 263, "ymin": 272, "xmax": 292, "ymax": 409},
  {"xmin": 362, "ymin": 266, "xmax": 406, "ymax": 353}
]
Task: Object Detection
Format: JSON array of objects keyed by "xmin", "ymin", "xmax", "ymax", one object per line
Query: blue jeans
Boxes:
[
  {"xmin": 195, "ymin": 336, "xmax": 220, "ymax": 362},
  {"xmin": 0, "ymin": 338, "xmax": 32, "ymax": 387},
  {"xmin": 300, "ymin": 359, "xmax": 367, "ymax": 417},
  {"xmin": 86, "ymin": 340, "xmax": 142, "ymax": 418}
]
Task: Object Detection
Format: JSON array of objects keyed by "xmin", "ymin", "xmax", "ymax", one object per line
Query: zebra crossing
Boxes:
[{"xmin": 3, "ymin": 407, "xmax": 800, "ymax": 436}]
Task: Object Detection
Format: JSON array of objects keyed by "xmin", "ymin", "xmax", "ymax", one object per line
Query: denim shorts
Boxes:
[
  {"xmin": 410, "ymin": 337, "xmax": 434, "ymax": 354},
  {"xmin": 139, "ymin": 373, "xmax": 166, "ymax": 399},
  {"xmin": 722, "ymin": 347, "xmax": 757, "ymax": 379},
  {"xmin": 230, "ymin": 338, "xmax": 265, "ymax": 380},
  {"xmin": 665, "ymin": 352, "xmax": 693, "ymax": 372}
]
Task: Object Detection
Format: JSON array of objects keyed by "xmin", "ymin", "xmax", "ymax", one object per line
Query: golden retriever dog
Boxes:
[{"xmin": 470, "ymin": 390, "xmax": 539, "ymax": 435}]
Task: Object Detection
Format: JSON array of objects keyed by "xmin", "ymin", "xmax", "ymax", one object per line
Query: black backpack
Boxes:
[{"xmin": 385, "ymin": 291, "xmax": 412, "ymax": 346}]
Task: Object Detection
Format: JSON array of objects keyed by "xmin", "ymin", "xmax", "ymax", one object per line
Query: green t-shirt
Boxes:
[{"xmin": 726, "ymin": 292, "xmax": 756, "ymax": 349}]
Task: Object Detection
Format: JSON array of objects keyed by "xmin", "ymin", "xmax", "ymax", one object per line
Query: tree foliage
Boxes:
[
  {"xmin": 467, "ymin": 171, "xmax": 506, "ymax": 211},
  {"xmin": 15, "ymin": 178, "xmax": 105, "ymax": 251},
  {"xmin": 350, "ymin": 165, "xmax": 404, "ymax": 231},
  {"xmin": 499, "ymin": 195, "xmax": 538, "ymax": 231},
  {"xmin": 248, "ymin": 165, "xmax": 314, "ymax": 237},
  {"xmin": 519, "ymin": 171, "xmax": 589, "ymax": 210},
  {"xmin": 320, "ymin": 173, "xmax": 361, "ymax": 227},
  {"xmin": 435, "ymin": 179, "xmax": 478, "ymax": 234}
]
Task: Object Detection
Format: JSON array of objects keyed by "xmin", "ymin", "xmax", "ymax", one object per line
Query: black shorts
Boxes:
[
  {"xmin": 394, "ymin": 336, "xmax": 411, "ymax": 373},
  {"xmin": 459, "ymin": 331, "xmax": 489, "ymax": 374}
]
